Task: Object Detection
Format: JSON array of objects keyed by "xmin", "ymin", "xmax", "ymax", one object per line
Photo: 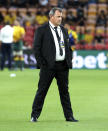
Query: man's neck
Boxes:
[{"xmin": 49, "ymin": 21, "xmax": 58, "ymax": 27}]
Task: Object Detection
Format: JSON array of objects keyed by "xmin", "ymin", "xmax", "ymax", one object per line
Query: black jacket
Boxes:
[{"xmin": 33, "ymin": 22, "xmax": 72, "ymax": 69}]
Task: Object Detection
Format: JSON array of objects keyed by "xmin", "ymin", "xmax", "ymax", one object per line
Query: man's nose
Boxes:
[{"xmin": 59, "ymin": 17, "xmax": 62, "ymax": 20}]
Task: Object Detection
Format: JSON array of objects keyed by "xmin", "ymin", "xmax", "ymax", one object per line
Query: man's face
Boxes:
[
  {"xmin": 14, "ymin": 20, "xmax": 19, "ymax": 26},
  {"xmin": 51, "ymin": 10, "xmax": 62, "ymax": 26}
]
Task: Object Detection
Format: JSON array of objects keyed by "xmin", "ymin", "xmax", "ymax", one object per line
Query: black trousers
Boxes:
[
  {"xmin": 31, "ymin": 60, "xmax": 73, "ymax": 119},
  {"xmin": 0, "ymin": 43, "xmax": 12, "ymax": 70}
]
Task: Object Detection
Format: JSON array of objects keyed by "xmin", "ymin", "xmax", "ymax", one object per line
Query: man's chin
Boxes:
[{"xmin": 58, "ymin": 22, "xmax": 61, "ymax": 26}]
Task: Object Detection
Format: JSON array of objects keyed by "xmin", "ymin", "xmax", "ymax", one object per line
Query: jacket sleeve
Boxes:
[
  {"xmin": 63, "ymin": 27, "xmax": 73, "ymax": 59},
  {"xmin": 33, "ymin": 27, "xmax": 46, "ymax": 67},
  {"xmin": 64, "ymin": 28, "xmax": 72, "ymax": 50}
]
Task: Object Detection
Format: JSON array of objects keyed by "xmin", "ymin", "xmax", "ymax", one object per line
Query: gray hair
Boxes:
[{"xmin": 49, "ymin": 7, "xmax": 62, "ymax": 17}]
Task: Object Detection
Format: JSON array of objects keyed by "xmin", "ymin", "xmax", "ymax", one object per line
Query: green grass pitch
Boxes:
[{"xmin": 0, "ymin": 69, "xmax": 108, "ymax": 131}]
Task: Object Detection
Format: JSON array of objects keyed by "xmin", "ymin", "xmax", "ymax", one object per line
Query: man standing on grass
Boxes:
[
  {"xmin": 0, "ymin": 22, "xmax": 13, "ymax": 70},
  {"xmin": 31, "ymin": 7, "xmax": 78, "ymax": 122},
  {"xmin": 13, "ymin": 19, "xmax": 25, "ymax": 71}
]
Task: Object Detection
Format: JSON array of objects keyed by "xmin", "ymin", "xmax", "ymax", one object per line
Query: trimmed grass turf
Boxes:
[{"xmin": 0, "ymin": 69, "xmax": 108, "ymax": 131}]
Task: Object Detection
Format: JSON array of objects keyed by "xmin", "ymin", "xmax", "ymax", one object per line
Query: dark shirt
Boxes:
[{"xmin": 95, "ymin": 35, "xmax": 104, "ymax": 43}]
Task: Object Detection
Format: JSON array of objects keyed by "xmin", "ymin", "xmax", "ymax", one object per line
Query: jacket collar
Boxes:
[{"xmin": 46, "ymin": 22, "xmax": 68, "ymax": 44}]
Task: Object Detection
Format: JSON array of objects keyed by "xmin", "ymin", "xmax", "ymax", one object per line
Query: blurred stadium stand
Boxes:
[{"xmin": 0, "ymin": 0, "xmax": 108, "ymax": 50}]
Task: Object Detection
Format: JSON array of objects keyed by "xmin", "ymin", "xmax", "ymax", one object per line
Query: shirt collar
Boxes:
[
  {"xmin": 49, "ymin": 21, "xmax": 60, "ymax": 29},
  {"xmin": 5, "ymin": 25, "xmax": 11, "ymax": 27}
]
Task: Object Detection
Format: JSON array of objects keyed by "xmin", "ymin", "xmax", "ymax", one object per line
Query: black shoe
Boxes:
[
  {"xmin": 66, "ymin": 117, "xmax": 78, "ymax": 122},
  {"xmin": 31, "ymin": 117, "xmax": 38, "ymax": 122}
]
